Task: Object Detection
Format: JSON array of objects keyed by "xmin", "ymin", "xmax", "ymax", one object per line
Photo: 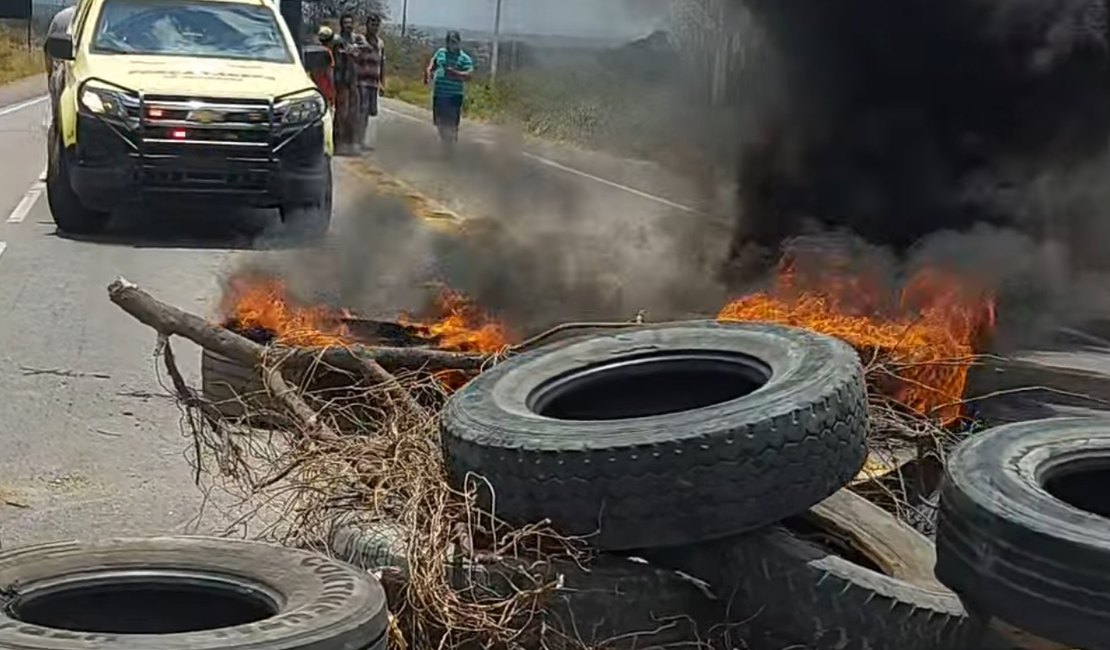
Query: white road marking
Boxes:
[
  {"xmin": 520, "ymin": 152, "xmax": 698, "ymax": 213},
  {"xmin": 38, "ymin": 161, "xmax": 47, "ymax": 182},
  {"xmin": 0, "ymin": 95, "xmax": 48, "ymax": 119},
  {"xmin": 7, "ymin": 182, "xmax": 44, "ymax": 224},
  {"xmin": 0, "ymin": 241, "xmax": 7, "ymax": 262},
  {"xmin": 380, "ymin": 104, "xmax": 698, "ymax": 214}
]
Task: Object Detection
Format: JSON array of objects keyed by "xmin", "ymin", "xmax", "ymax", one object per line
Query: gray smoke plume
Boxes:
[
  {"xmin": 714, "ymin": 0, "xmax": 1110, "ymax": 344},
  {"xmin": 237, "ymin": 0, "xmax": 1110, "ymax": 348},
  {"xmin": 242, "ymin": 134, "xmax": 729, "ymax": 338}
]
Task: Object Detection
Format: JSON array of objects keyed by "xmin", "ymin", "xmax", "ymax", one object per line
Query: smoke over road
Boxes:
[
  {"xmin": 715, "ymin": 0, "xmax": 1110, "ymax": 342},
  {"xmin": 727, "ymin": 0, "xmax": 1110, "ymax": 256},
  {"xmin": 243, "ymin": 0, "xmax": 1110, "ymax": 346}
]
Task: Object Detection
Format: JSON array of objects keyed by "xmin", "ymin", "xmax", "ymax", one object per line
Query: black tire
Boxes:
[
  {"xmin": 441, "ymin": 320, "xmax": 869, "ymax": 550},
  {"xmin": 328, "ymin": 519, "xmax": 722, "ymax": 650},
  {"xmin": 935, "ymin": 417, "xmax": 1110, "ymax": 649},
  {"xmin": 646, "ymin": 489, "xmax": 982, "ymax": 650},
  {"xmin": 46, "ymin": 122, "xmax": 110, "ymax": 236},
  {"xmin": 0, "ymin": 536, "xmax": 388, "ymax": 649},
  {"xmin": 280, "ymin": 162, "xmax": 333, "ymax": 242}
]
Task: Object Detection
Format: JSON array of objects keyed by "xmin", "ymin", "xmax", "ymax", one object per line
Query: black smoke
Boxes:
[{"xmin": 727, "ymin": 0, "xmax": 1110, "ymax": 272}]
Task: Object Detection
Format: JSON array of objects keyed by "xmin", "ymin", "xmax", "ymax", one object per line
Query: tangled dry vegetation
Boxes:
[{"xmin": 108, "ymin": 277, "xmax": 1004, "ymax": 649}]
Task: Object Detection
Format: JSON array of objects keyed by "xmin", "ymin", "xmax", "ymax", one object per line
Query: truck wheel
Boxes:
[
  {"xmin": 440, "ymin": 320, "xmax": 869, "ymax": 550},
  {"xmin": 46, "ymin": 125, "xmax": 109, "ymax": 236},
  {"xmin": 647, "ymin": 488, "xmax": 983, "ymax": 650},
  {"xmin": 0, "ymin": 536, "xmax": 389, "ymax": 649},
  {"xmin": 935, "ymin": 417, "xmax": 1110, "ymax": 649},
  {"xmin": 280, "ymin": 163, "xmax": 333, "ymax": 242}
]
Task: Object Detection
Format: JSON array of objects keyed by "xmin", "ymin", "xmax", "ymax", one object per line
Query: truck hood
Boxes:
[{"xmin": 83, "ymin": 55, "xmax": 317, "ymax": 99}]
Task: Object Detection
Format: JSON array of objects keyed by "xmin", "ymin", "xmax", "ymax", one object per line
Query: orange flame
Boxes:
[
  {"xmin": 220, "ymin": 272, "xmax": 350, "ymax": 347},
  {"xmin": 717, "ymin": 256, "xmax": 995, "ymax": 423},
  {"xmin": 219, "ymin": 272, "xmax": 509, "ymax": 356},
  {"xmin": 399, "ymin": 290, "xmax": 509, "ymax": 355}
]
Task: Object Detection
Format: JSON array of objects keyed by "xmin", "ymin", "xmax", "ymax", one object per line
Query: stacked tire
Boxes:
[
  {"xmin": 0, "ymin": 537, "xmax": 390, "ymax": 650},
  {"xmin": 433, "ymin": 320, "xmax": 984, "ymax": 650},
  {"xmin": 935, "ymin": 417, "xmax": 1110, "ymax": 650}
]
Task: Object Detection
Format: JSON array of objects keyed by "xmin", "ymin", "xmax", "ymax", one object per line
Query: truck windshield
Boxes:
[{"xmin": 91, "ymin": 0, "xmax": 292, "ymax": 63}]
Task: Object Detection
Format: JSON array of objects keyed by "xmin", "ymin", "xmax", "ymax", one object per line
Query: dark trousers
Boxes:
[
  {"xmin": 432, "ymin": 93, "xmax": 463, "ymax": 143},
  {"xmin": 354, "ymin": 83, "xmax": 379, "ymax": 148},
  {"xmin": 334, "ymin": 85, "xmax": 359, "ymax": 152}
]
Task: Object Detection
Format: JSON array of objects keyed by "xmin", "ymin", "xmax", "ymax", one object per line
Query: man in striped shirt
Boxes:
[
  {"xmin": 354, "ymin": 13, "xmax": 385, "ymax": 151},
  {"xmin": 423, "ymin": 31, "xmax": 474, "ymax": 144}
]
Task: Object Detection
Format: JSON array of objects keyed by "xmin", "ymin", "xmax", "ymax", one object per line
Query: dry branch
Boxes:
[
  {"xmin": 282, "ymin": 345, "xmax": 489, "ymax": 374},
  {"xmin": 109, "ymin": 277, "xmax": 265, "ymax": 366},
  {"xmin": 108, "ymin": 277, "xmax": 339, "ymax": 442}
]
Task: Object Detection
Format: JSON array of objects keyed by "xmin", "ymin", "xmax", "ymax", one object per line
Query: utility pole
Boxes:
[
  {"xmin": 490, "ymin": 0, "xmax": 502, "ymax": 83},
  {"xmin": 401, "ymin": 0, "xmax": 408, "ymax": 37}
]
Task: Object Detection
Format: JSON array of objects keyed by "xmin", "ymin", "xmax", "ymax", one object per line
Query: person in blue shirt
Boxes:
[{"xmin": 423, "ymin": 31, "xmax": 474, "ymax": 144}]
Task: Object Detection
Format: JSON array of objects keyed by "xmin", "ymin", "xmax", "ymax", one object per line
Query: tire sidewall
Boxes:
[
  {"xmin": 445, "ymin": 320, "xmax": 862, "ymax": 449},
  {"xmin": 281, "ymin": 160, "xmax": 332, "ymax": 240},
  {"xmin": 0, "ymin": 537, "xmax": 388, "ymax": 650},
  {"xmin": 936, "ymin": 417, "xmax": 1110, "ymax": 647}
]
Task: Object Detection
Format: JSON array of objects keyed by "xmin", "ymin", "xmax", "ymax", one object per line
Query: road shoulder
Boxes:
[
  {"xmin": 378, "ymin": 97, "xmax": 725, "ymax": 216},
  {"xmin": 0, "ymin": 74, "xmax": 47, "ymax": 109}
]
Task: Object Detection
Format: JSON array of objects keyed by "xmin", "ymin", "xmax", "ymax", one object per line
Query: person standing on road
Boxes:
[
  {"xmin": 423, "ymin": 31, "xmax": 474, "ymax": 145},
  {"xmin": 332, "ymin": 13, "xmax": 360, "ymax": 155},
  {"xmin": 310, "ymin": 26, "xmax": 337, "ymax": 109},
  {"xmin": 354, "ymin": 13, "xmax": 386, "ymax": 151}
]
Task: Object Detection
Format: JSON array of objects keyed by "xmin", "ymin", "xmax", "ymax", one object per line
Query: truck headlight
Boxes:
[
  {"xmin": 278, "ymin": 94, "xmax": 326, "ymax": 125},
  {"xmin": 79, "ymin": 83, "xmax": 134, "ymax": 122}
]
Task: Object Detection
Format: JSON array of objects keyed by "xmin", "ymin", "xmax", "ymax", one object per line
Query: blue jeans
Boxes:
[{"xmin": 432, "ymin": 93, "xmax": 463, "ymax": 142}]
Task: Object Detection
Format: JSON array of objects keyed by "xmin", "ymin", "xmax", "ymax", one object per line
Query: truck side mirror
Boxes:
[
  {"xmin": 302, "ymin": 45, "xmax": 330, "ymax": 72},
  {"xmin": 46, "ymin": 34, "xmax": 74, "ymax": 61}
]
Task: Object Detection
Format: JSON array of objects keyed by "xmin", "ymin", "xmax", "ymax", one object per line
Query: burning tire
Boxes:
[
  {"xmin": 647, "ymin": 488, "xmax": 983, "ymax": 650},
  {"xmin": 440, "ymin": 320, "xmax": 869, "ymax": 550},
  {"xmin": 0, "ymin": 536, "xmax": 389, "ymax": 649},
  {"xmin": 935, "ymin": 417, "xmax": 1110, "ymax": 649}
]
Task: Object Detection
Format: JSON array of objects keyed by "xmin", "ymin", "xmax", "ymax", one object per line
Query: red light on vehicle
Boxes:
[
  {"xmin": 148, "ymin": 108, "xmax": 164, "ymax": 118},
  {"xmin": 170, "ymin": 129, "xmax": 187, "ymax": 139}
]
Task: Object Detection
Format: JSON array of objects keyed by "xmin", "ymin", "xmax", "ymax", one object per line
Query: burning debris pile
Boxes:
[
  {"xmin": 105, "ymin": 243, "xmax": 999, "ymax": 646},
  {"xmin": 219, "ymin": 270, "xmax": 511, "ymax": 354},
  {"xmin": 719, "ymin": 240, "xmax": 996, "ymax": 426}
]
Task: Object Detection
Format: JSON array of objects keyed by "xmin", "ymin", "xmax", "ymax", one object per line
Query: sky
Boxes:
[{"xmin": 388, "ymin": 0, "xmax": 668, "ymax": 39}]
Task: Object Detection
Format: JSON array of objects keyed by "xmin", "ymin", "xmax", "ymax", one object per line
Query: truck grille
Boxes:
[
  {"xmin": 139, "ymin": 95, "xmax": 277, "ymax": 151},
  {"xmin": 135, "ymin": 95, "xmax": 281, "ymax": 193}
]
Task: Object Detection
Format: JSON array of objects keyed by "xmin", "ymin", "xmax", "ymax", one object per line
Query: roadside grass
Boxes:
[
  {"xmin": 379, "ymin": 31, "xmax": 726, "ymax": 177},
  {"xmin": 383, "ymin": 76, "xmax": 430, "ymax": 109},
  {"xmin": 0, "ymin": 27, "xmax": 40, "ymax": 86},
  {"xmin": 386, "ymin": 64, "xmax": 680, "ymax": 162}
]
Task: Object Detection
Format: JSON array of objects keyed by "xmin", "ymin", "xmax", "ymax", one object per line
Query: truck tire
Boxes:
[
  {"xmin": 441, "ymin": 320, "xmax": 869, "ymax": 550},
  {"xmin": 46, "ymin": 123, "xmax": 110, "ymax": 236},
  {"xmin": 935, "ymin": 417, "xmax": 1110, "ymax": 649},
  {"xmin": 280, "ymin": 162, "xmax": 332, "ymax": 242},
  {"xmin": 329, "ymin": 519, "xmax": 723, "ymax": 650},
  {"xmin": 0, "ymin": 536, "xmax": 389, "ymax": 650},
  {"xmin": 647, "ymin": 488, "xmax": 983, "ymax": 650}
]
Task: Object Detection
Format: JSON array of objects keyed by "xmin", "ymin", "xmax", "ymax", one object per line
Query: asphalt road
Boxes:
[{"xmin": 0, "ymin": 85, "xmax": 711, "ymax": 548}]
